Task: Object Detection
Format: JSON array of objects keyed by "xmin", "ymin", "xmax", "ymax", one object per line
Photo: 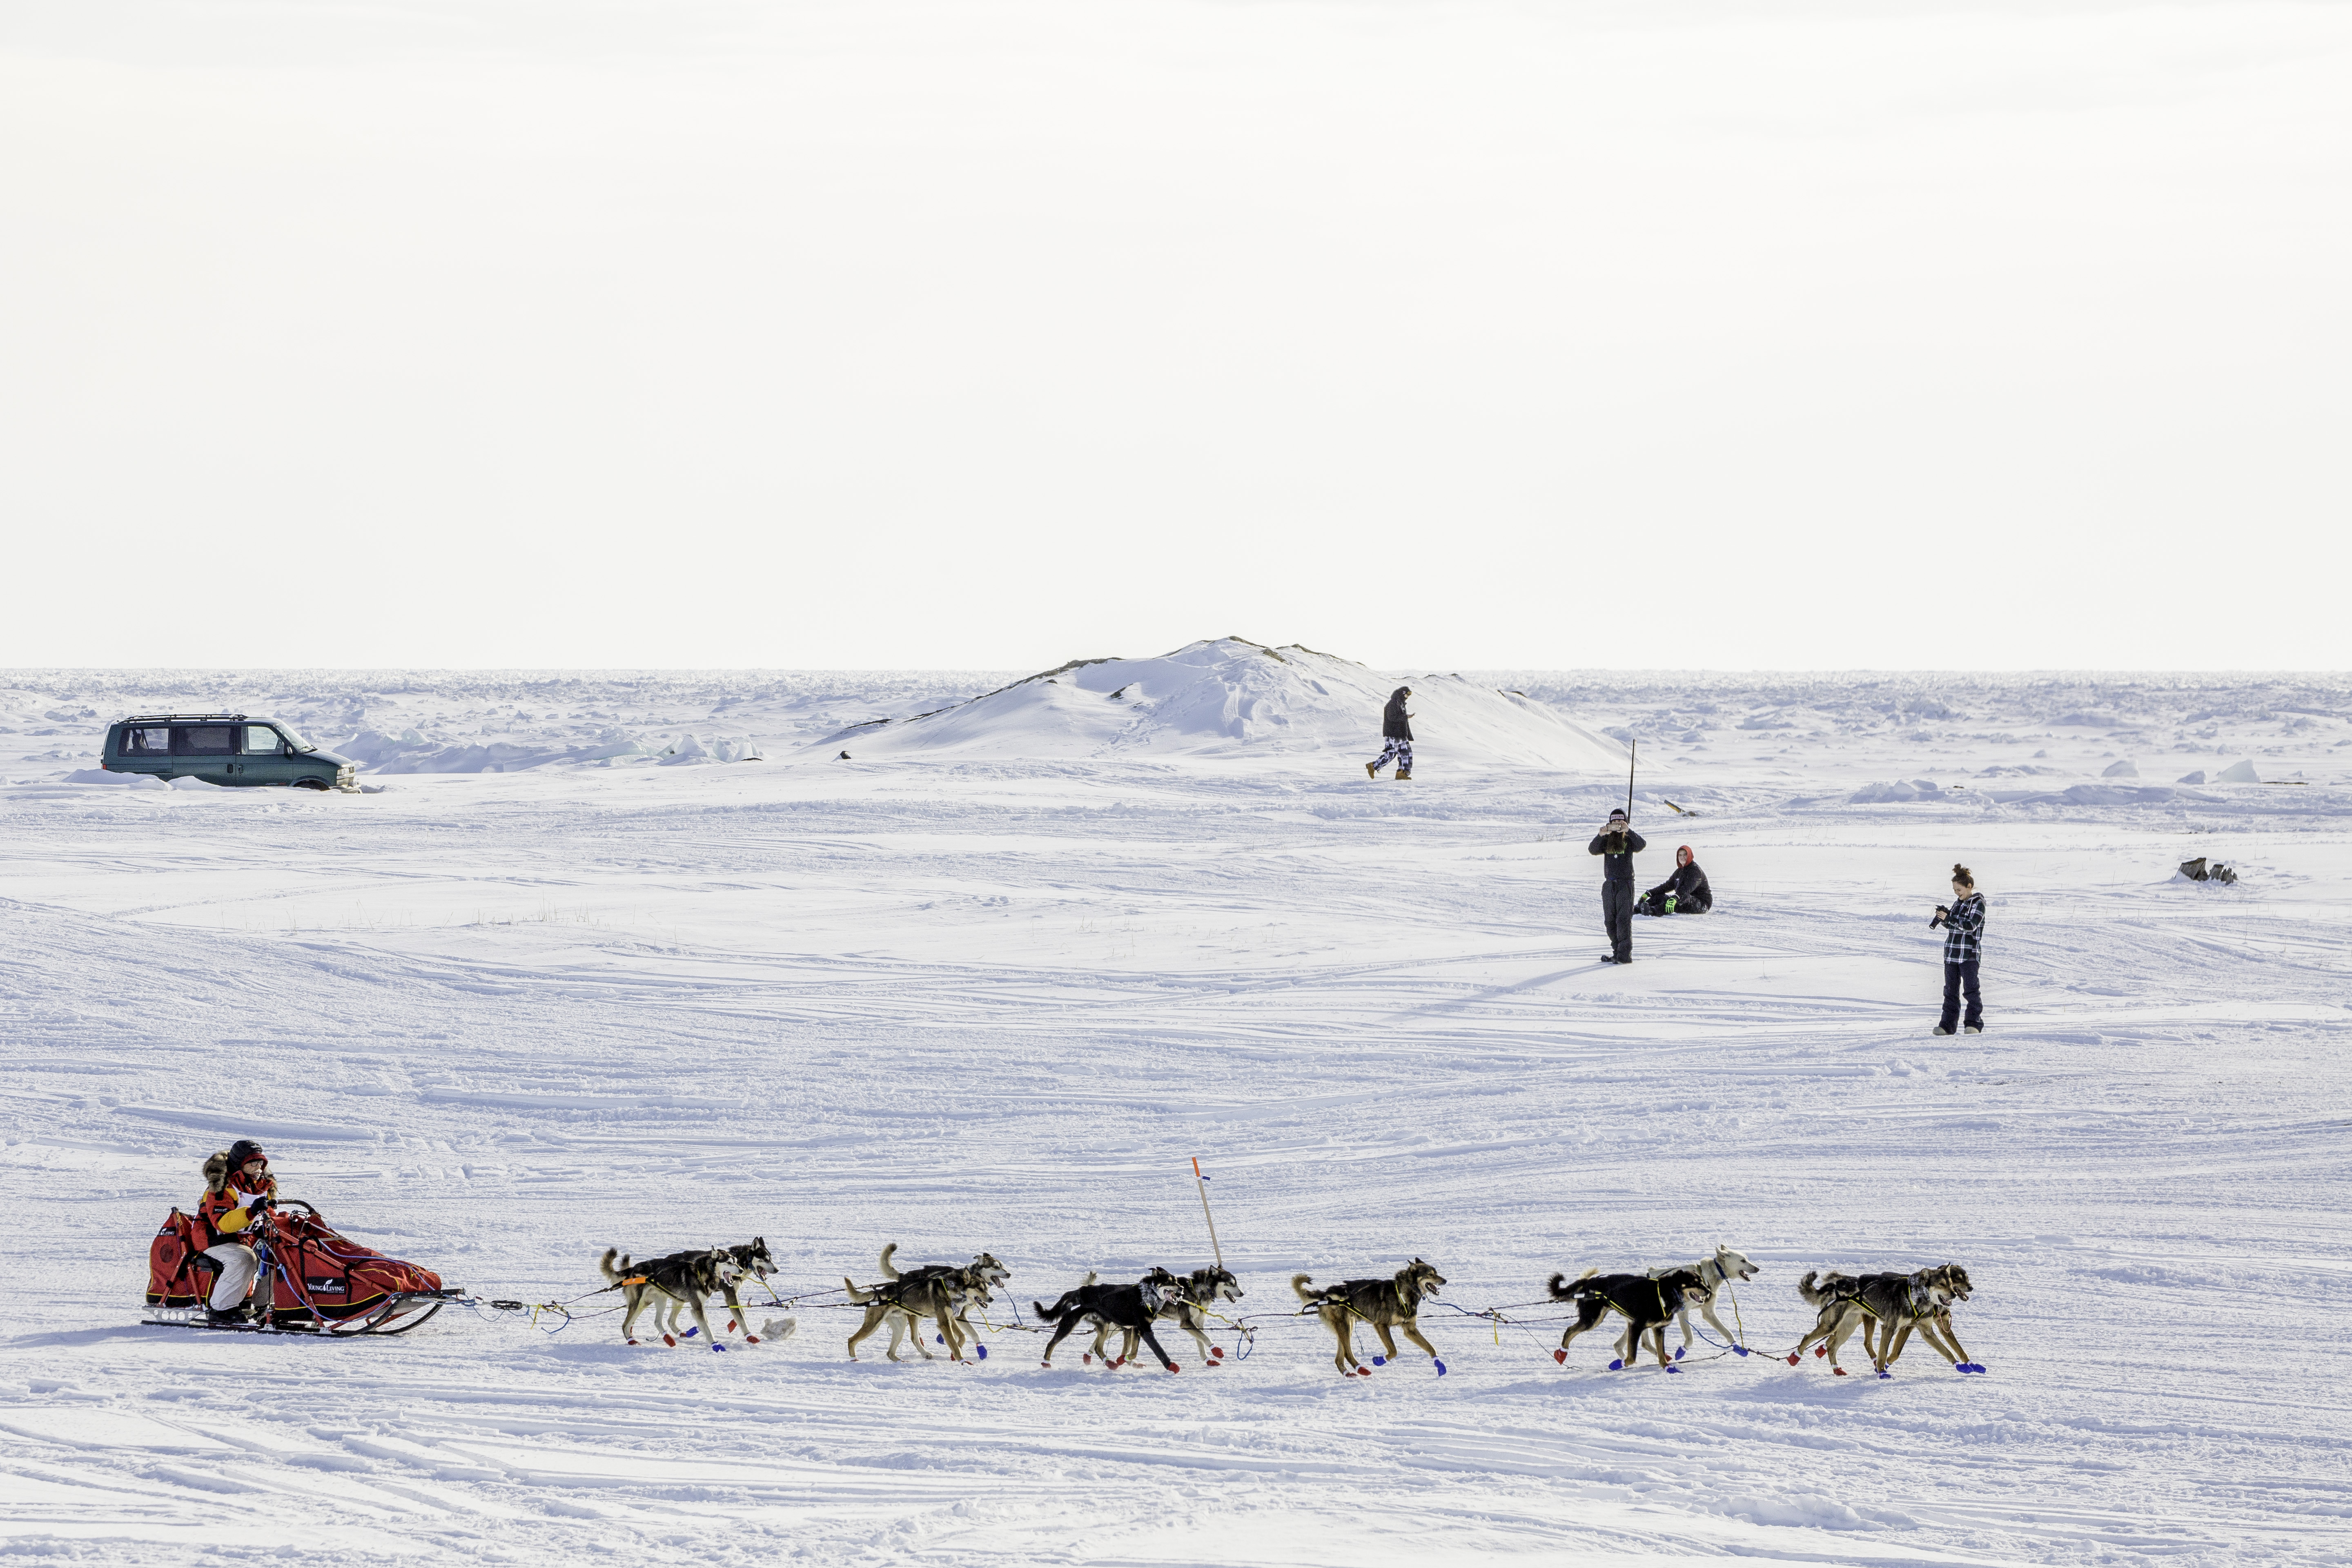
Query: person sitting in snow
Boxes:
[
  {"xmin": 196, "ymin": 1139, "xmax": 278, "ymax": 1325},
  {"xmin": 1366, "ymin": 686, "xmax": 1414, "ymax": 780},
  {"xmin": 1639, "ymin": 845, "xmax": 1713, "ymax": 917}
]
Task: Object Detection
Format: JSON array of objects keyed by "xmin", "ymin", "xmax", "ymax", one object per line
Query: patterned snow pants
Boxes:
[{"xmin": 1372, "ymin": 737, "xmax": 1413, "ymax": 773}]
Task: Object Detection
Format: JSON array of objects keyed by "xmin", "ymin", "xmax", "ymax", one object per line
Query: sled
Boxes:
[{"xmin": 145, "ymin": 1198, "xmax": 462, "ymax": 1336}]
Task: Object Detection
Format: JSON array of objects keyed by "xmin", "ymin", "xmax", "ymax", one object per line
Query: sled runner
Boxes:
[{"xmin": 145, "ymin": 1198, "xmax": 461, "ymax": 1336}]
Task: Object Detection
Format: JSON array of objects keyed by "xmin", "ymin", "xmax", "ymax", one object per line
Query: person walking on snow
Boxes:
[
  {"xmin": 1589, "ymin": 807, "xmax": 1647, "ymax": 962},
  {"xmin": 1367, "ymin": 686, "xmax": 1414, "ymax": 780},
  {"xmin": 1930, "ymin": 864, "xmax": 1986, "ymax": 1036},
  {"xmin": 197, "ymin": 1139, "xmax": 278, "ymax": 1325},
  {"xmin": 1640, "ymin": 845, "xmax": 1713, "ymax": 917}
]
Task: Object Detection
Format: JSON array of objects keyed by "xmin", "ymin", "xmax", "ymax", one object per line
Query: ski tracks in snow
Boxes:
[{"xmin": 4, "ymin": 758, "xmax": 2351, "ymax": 1563}]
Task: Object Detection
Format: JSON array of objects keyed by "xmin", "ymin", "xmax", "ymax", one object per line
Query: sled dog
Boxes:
[
  {"xmin": 1033, "ymin": 1269, "xmax": 1183, "ymax": 1371},
  {"xmin": 1792, "ymin": 1264, "xmax": 1972, "ymax": 1373},
  {"xmin": 602, "ymin": 1238, "xmax": 782, "ymax": 1344},
  {"xmin": 1866, "ymin": 1264, "xmax": 1975, "ymax": 1372},
  {"xmin": 1293, "ymin": 1258, "xmax": 1446, "ymax": 1376},
  {"xmin": 845, "ymin": 1247, "xmax": 1001, "ymax": 1361},
  {"xmin": 1548, "ymin": 1266, "xmax": 1712, "ymax": 1370},
  {"xmin": 874, "ymin": 1243, "xmax": 1010, "ymax": 1356},
  {"xmin": 598, "ymin": 1246, "xmax": 743, "ymax": 1348},
  {"xmin": 1112, "ymin": 1264, "xmax": 1245, "ymax": 1366},
  {"xmin": 1033, "ymin": 1270, "xmax": 1139, "ymax": 1365},
  {"xmin": 1652, "ymin": 1245, "xmax": 1758, "ymax": 1353},
  {"xmin": 707, "ymin": 1236, "xmax": 788, "ymax": 1343}
]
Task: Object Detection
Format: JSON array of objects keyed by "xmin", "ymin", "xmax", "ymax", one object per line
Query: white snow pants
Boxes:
[{"xmin": 203, "ymin": 1243, "xmax": 258, "ymax": 1311}]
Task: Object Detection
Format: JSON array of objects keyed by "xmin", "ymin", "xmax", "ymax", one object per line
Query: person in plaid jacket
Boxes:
[{"xmin": 1930, "ymin": 864, "xmax": 1985, "ymax": 1035}]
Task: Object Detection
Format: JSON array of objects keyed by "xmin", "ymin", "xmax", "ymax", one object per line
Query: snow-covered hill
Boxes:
[{"xmin": 819, "ymin": 637, "xmax": 1632, "ymax": 770}]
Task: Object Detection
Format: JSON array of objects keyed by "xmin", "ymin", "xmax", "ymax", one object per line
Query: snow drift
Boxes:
[
  {"xmin": 339, "ymin": 728, "xmax": 761, "ymax": 775},
  {"xmin": 1848, "ymin": 779, "xmax": 1947, "ymax": 804},
  {"xmin": 815, "ymin": 638, "xmax": 1631, "ymax": 770}
]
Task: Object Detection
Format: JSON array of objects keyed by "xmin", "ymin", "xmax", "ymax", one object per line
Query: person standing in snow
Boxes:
[
  {"xmin": 1366, "ymin": 686, "xmax": 1414, "ymax": 780},
  {"xmin": 196, "ymin": 1139, "xmax": 277, "ymax": 1325},
  {"xmin": 1929, "ymin": 864, "xmax": 1986, "ymax": 1036},
  {"xmin": 1589, "ymin": 807, "xmax": 1647, "ymax": 962},
  {"xmin": 1639, "ymin": 845, "xmax": 1713, "ymax": 917}
]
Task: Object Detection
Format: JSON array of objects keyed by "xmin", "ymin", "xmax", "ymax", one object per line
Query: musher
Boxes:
[{"xmin": 197, "ymin": 1138, "xmax": 278, "ymax": 1325}]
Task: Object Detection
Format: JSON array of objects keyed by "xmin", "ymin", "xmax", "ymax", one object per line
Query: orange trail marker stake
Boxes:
[{"xmin": 1191, "ymin": 1157, "xmax": 1224, "ymax": 1271}]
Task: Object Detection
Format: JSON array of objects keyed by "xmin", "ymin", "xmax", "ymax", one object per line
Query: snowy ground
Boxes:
[{"xmin": 4, "ymin": 668, "xmax": 2350, "ymax": 1566}]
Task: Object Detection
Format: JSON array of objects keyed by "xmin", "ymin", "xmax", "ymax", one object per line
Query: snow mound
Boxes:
[
  {"xmin": 1849, "ymin": 779, "xmax": 1944, "ymax": 804},
  {"xmin": 339, "ymin": 727, "xmax": 761, "ymax": 775},
  {"xmin": 61, "ymin": 768, "xmax": 165, "ymax": 789},
  {"xmin": 815, "ymin": 638, "xmax": 1630, "ymax": 769},
  {"xmin": 2102, "ymin": 759, "xmax": 2138, "ymax": 777},
  {"xmin": 658, "ymin": 733, "xmax": 764, "ymax": 766},
  {"xmin": 1982, "ymin": 784, "xmax": 2219, "ymax": 807},
  {"xmin": 2215, "ymin": 759, "xmax": 2261, "ymax": 784}
]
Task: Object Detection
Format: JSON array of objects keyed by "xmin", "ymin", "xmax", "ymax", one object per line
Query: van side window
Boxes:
[
  {"xmin": 175, "ymin": 726, "xmax": 236, "ymax": 755},
  {"xmin": 244, "ymin": 726, "xmax": 281, "ymax": 755},
  {"xmin": 123, "ymin": 726, "xmax": 171, "ymax": 755}
]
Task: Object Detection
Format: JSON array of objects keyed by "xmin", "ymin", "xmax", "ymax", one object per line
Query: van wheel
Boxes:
[{"xmin": 293, "ymin": 778, "xmax": 330, "ymax": 791}]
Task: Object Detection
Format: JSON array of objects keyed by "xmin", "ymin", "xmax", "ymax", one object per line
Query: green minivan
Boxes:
[{"xmin": 102, "ymin": 714, "xmax": 359, "ymax": 791}]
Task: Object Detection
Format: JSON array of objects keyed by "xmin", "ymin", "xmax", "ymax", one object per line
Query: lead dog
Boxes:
[
  {"xmin": 1294, "ymin": 1259, "xmax": 1446, "ymax": 1376},
  {"xmin": 1870, "ymin": 1265, "xmax": 1978, "ymax": 1373},
  {"xmin": 1548, "ymin": 1266, "xmax": 1712, "ymax": 1370},
  {"xmin": 597, "ymin": 1246, "xmax": 742, "ymax": 1349},
  {"xmin": 1034, "ymin": 1270, "xmax": 1183, "ymax": 1372},
  {"xmin": 1791, "ymin": 1265, "xmax": 1975, "ymax": 1374}
]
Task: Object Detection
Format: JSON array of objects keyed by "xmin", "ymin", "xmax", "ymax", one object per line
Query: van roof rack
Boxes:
[{"xmin": 119, "ymin": 713, "xmax": 250, "ymax": 724}]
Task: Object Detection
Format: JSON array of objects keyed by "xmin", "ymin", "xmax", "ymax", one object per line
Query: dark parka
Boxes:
[
  {"xmin": 1645, "ymin": 858, "xmax": 1713, "ymax": 912},
  {"xmin": 1382, "ymin": 689, "xmax": 1413, "ymax": 741},
  {"xmin": 1588, "ymin": 826, "xmax": 1646, "ymax": 881}
]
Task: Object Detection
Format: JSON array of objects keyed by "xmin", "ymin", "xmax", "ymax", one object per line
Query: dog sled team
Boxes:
[{"xmin": 581, "ymin": 1235, "xmax": 1984, "ymax": 1382}]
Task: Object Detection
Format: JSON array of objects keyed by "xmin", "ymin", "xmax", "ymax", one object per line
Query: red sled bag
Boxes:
[
  {"xmin": 146, "ymin": 1209, "xmax": 210, "ymax": 1308},
  {"xmin": 261, "ymin": 1203, "xmax": 445, "ymax": 1323}
]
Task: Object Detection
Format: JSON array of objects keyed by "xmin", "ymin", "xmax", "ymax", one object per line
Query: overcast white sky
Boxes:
[{"xmin": 3, "ymin": 0, "xmax": 2346, "ymax": 672}]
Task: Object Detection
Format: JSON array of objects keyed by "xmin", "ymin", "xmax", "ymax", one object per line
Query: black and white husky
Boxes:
[
  {"xmin": 598, "ymin": 1246, "xmax": 743, "ymax": 1350},
  {"xmin": 708, "ymin": 1237, "xmax": 794, "ymax": 1344},
  {"xmin": 1034, "ymin": 1270, "xmax": 1183, "ymax": 1372},
  {"xmin": 1650, "ymin": 1245, "xmax": 1759, "ymax": 1356},
  {"xmin": 1548, "ymin": 1266, "xmax": 1712, "ymax": 1370},
  {"xmin": 1115, "ymin": 1264, "xmax": 1244, "ymax": 1366}
]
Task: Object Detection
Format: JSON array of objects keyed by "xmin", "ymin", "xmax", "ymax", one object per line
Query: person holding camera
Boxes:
[
  {"xmin": 1929, "ymin": 864, "xmax": 1986, "ymax": 1036},
  {"xmin": 1588, "ymin": 807, "xmax": 1647, "ymax": 962}
]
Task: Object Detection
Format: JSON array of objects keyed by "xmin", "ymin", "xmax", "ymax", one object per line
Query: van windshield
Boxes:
[{"xmin": 278, "ymin": 725, "xmax": 318, "ymax": 753}]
